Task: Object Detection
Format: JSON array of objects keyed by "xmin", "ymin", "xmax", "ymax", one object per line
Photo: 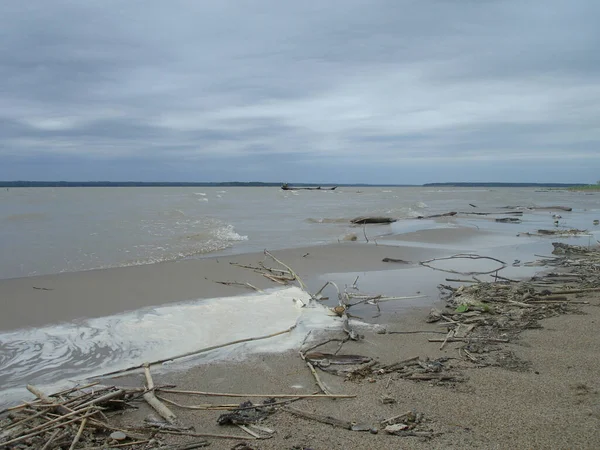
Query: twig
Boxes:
[
  {"xmin": 158, "ymin": 389, "xmax": 355, "ymax": 399},
  {"xmin": 264, "ymin": 250, "xmax": 310, "ymax": 293},
  {"xmin": 86, "ymin": 440, "xmax": 153, "ymax": 450},
  {"xmin": 0, "ymin": 409, "xmax": 98, "ymax": 447},
  {"xmin": 439, "ymin": 330, "xmax": 455, "ymax": 350},
  {"xmin": 282, "ymin": 406, "xmax": 352, "ymax": 430},
  {"xmin": 420, "ymin": 254, "xmax": 507, "ymax": 276},
  {"xmin": 68, "ymin": 417, "xmax": 87, "ymax": 450},
  {"xmin": 386, "ymin": 330, "xmax": 447, "ymax": 335},
  {"xmin": 153, "ymin": 429, "xmax": 255, "ymax": 440},
  {"xmin": 155, "ymin": 395, "xmax": 237, "ymax": 410},
  {"xmin": 300, "ymin": 349, "xmax": 333, "ymax": 395},
  {"xmin": 428, "ymin": 337, "xmax": 509, "ymax": 343},
  {"xmin": 214, "ymin": 281, "xmax": 262, "ymax": 292},
  {"xmin": 99, "ymin": 325, "xmax": 297, "ymax": 377},
  {"xmin": 238, "ymin": 424, "xmax": 261, "ymax": 438},
  {"xmin": 381, "ymin": 411, "xmax": 412, "ymax": 425},
  {"xmin": 40, "ymin": 429, "xmax": 62, "ymax": 450}
]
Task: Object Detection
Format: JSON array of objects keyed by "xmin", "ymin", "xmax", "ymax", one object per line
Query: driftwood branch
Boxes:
[
  {"xmin": 158, "ymin": 389, "xmax": 355, "ymax": 399},
  {"xmin": 143, "ymin": 364, "xmax": 177, "ymax": 424},
  {"xmin": 282, "ymin": 406, "xmax": 353, "ymax": 429}
]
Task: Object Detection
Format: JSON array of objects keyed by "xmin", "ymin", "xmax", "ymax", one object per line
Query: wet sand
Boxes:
[{"xmin": 0, "ymin": 241, "xmax": 453, "ymax": 331}]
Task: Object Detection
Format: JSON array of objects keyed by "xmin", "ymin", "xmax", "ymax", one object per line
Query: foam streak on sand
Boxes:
[{"xmin": 0, "ymin": 287, "xmax": 334, "ymax": 406}]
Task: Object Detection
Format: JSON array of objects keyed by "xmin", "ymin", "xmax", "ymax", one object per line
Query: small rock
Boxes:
[
  {"xmin": 351, "ymin": 423, "xmax": 372, "ymax": 432},
  {"xmin": 110, "ymin": 431, "xmax": 127, "ymax": 441},
  {"xmin": 374, "ymin": 324, "xmax": 387, "ymax": 334},
  {"xmin": 385, "ymin": 423, "xmax": 409, "ymax": 433},
  {"xmin": 381, "ymin": 396, "xmax": 396, "ymax": 404},
  {"xmin": 426, "ymin": 308, "xmax": 443, "ymax": 323}
]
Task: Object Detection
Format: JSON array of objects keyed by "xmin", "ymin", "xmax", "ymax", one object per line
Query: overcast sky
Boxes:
[{"xmin": 1, "ymin": 1, "xmax": 599, "ymax": 184}]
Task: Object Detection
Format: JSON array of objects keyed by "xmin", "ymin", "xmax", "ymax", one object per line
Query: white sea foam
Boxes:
[{"xmin": 0, "ymin": 287, "xmax": 337, "ymax": 407}]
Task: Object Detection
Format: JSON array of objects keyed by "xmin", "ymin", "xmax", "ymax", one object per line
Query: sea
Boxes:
[
  {"xmin": 1, "ymin": 186, "xmax": 598, "ymax": 280},
  {"xmin": 1, "ymin": 186, "xmax": 599, "ymax": 407}
]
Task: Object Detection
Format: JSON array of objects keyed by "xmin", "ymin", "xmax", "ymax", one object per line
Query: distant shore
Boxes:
[{"xmin": 0, "ymin": 181, "xmax": 589, "ymax": 188}]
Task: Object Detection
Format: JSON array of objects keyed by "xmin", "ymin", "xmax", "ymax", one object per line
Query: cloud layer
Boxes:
[{"xmin": 1, "ymin": 0, "xmax": 599, "ymax": 183}]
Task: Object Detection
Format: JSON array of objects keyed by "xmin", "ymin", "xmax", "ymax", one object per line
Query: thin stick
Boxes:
[
  {"xmin": 85, "ymin": 440, "xmax": 153, "ymax": 450},
  {"xmin": 99, "ymin": 325, "xmax": 297, "ymax": 377},
  {"xmin": 40, "ymin": 429, "xmax": 62, "ymax": 450},
  {"xmin": 214, "ymin": 281, "xmax": 262, "ymax": 292},
  {"xmin": 305, "ymin": 360, "xmax": 332, "ymax": 395},
  {"xmin": 75, "ymin": 389, "xmax": 125, "ymax": 410},
  {"xmin": 420, "ymin": 254, "xmax": 507, "ymax": 276},
  {"xmin": 386, "ymin": 330, "xmax": 447, "ymax": 335},
  {"xmin": 68, "ymin": 417, "xmax": 87, "ymax": 450},
  {"xmin": 155, "ymin": 395, "xmax": 237, "ymax": 410},
  {"xmin": 5, "ymin": 405, "xmax": 97, "ymax": 439},
  {"xmin": 428, "ymin": 337, "xmax": 509, "ymax": 343},
  {"xmin": 282, "ymin": 406, "xmax": 352, "ymax": 429},
  {"xmin": 0, "ymin": 409, "xmax": 98, "ymax": 447},
  {"xmin": 158, "ymin": 389, "xmax": 355, "ymax": 399},
  {"xmin": 264, "ymin": 250, "xmax": 310, "ymax": 293},
  {"xmin": 143, "ymin": 364, "xmax": 177, "ymax": 424},
  {"xmin": 439, "ymin": 330, "xmax": 454, "ymax": 350},
  {"xmin": 238, "ymin": 424, "xmax": 261, "ymax": 438},
  {"xmin": 153, "ymin": 429, "xmax": 255, "ymax": 440}
]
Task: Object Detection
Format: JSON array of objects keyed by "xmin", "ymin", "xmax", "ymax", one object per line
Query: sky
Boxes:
[{"xmin": 1, "ymin": 0, "xmax": 599, "ymax": 184}]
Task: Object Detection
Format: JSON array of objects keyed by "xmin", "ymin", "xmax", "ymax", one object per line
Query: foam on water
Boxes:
[{"xmin": 0, "ymin": 287, "xmax": 337, "ymax": 407}]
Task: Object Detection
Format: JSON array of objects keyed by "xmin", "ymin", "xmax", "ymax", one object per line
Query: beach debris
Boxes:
[
  {"xmin": 143, "ymin": 363, "xmax": 178, "ymax": 424},
  {"xmin": 282, "ymin": 406, "xmax": 353, "ymax": 430},
  {"xmin": 0, "ymin": 383, "xmax": 147, "ymax": 449},
  {"xmin": 431, "ymin": 243, "xmax": 600, "ymax": 367},
  {"xmin": 342, "ymin": 232, "xmax": 358, "ymax": 241},
  {"xmin": 416, "ymin": 211, "xmax": 457, "ymax": 219},
  {"xmin": 420, "ymin": 254, "xmax": 507, "ymax": 276},
  {"xmin": 305, "ymin": 352, "xmax": 372, "ymax": 366},
  {"xmin": 502, "ymin": 205, "xmax": 573, "ymax": 212},
  {"xmin": 381, "ymin": 410, "xmax": 435, "ymax": 437},
  {"xmin": 217, "ymin": 400, "xmax": 274, "ymax": 426},
  {"xmin": 351, "ymin": 216, "xmax": 397, "ymax": 224},
  {"xmin": 382, "ymin": 257, "xmax": 411, "ymax": 264},
  {"xmin": 495, "ymin": 217, "xmax": 522, "ymax": 223},
  {"xmin": 594, "ymin": 219, "xmax": 599, "ymax": 225}
]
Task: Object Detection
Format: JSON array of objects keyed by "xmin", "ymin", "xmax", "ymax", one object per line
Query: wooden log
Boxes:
[{"xmin": 351, "ymin": 216, "xmax": 397, "ymax": 224}]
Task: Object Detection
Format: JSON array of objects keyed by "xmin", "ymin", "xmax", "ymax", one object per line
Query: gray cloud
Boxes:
[{"xmin": 1, "ymin": 0, "xmax": 599, "ymax": 183}]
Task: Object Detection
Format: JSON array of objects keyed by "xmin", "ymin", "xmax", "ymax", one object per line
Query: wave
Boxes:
[{"xmin": 305, "ymin": 217, "xmax": 349, "ymax": 224}]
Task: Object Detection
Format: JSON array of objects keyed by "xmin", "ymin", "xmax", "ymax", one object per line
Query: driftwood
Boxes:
[
  {"xmin": 382, "ymin": 257, "xmax": 411, "ymax": 264},
  {"xmin": 496, "ymin": 217, "xmax": 522, "ymax": 223},
  {"xmin": 100, "ymin": 324, "xmax": 297, "ymax": 377},
  {"xmin": 282, "ymin": 406, "xmax": 353, "ymax": 430},
  {"xmin": 351, "ymin": 216, "xmax": 397, "ymax": 224},
  {"xmin": 420, "ymin": 254, "xmax": 507, "ymax": 276},
  {"xmin": 143, "ymin": 364, "xmax": 177, "ymax": 424},
  {"xmin": 417, "ymin": 211, "xmax": 457, "ymax": 219},
  {"xmin": 158, "ymin": 389, "xmax": 355, "ymax": 399}
]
